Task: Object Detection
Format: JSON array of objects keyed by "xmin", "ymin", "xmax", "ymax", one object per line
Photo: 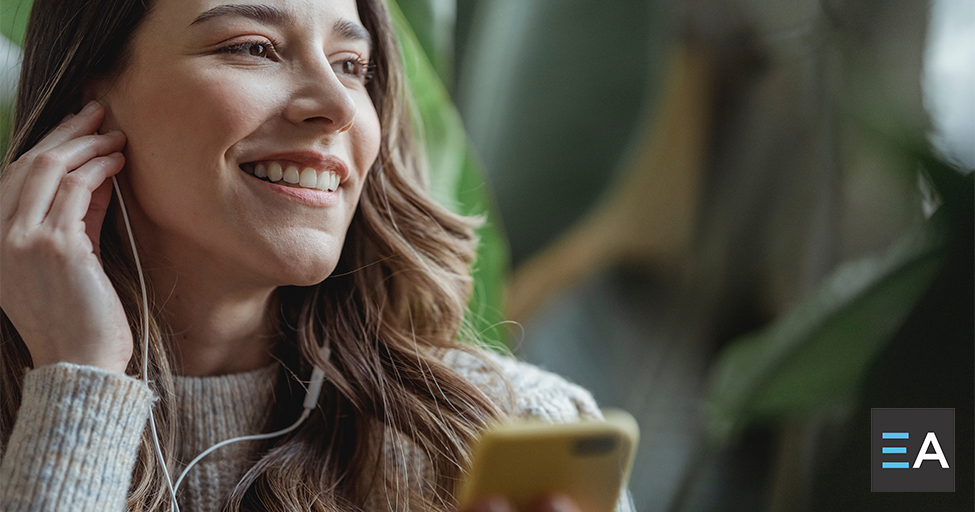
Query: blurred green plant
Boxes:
[
  {"xmin": 395, "ymin": 0, "xmax": 455, "ymax": 87},
  {"xmin": 675, "ymin": 140, "xmax": 973, "ymax": 512},
  {"xmin": 703, "ymin": 137, "xmax": 970, "ymax": 447},
  {"xmin": 0, "ymin": 0, "xmax": 29, "ymax": 45},
  {"xmin": 703, "ymin": 211, "xmax": 947, "ymax": 445},
  {"xmin": 390, "ymin": 0, "xmax": 510, "ymax": 346},
  {"xmin": 0, "ymin": 0, "xmax": 29, "ymax": 158},
  {"xmin": 0, "ymin": 0, "xmax": 509, "ymax": 347},
  {"xmin": 653, "ymin": 142, "xmax": 972, "ymax": 512}
]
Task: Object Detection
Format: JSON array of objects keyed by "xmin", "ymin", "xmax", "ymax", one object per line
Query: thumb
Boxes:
[{"xmin": 532, "ymin": 494, "xmax": 582, "ymax": 512}]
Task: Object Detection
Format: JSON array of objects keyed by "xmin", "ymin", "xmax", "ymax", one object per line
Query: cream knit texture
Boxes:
[
  {"xmin": 0, "ymin": 350, "xmax": 634, "ymax": 512},
  {"xmin": 0, "ymin": 363, "xmax": 154, "ymax": 511},
  {"xmin": 171, "ymin": 364, "xmax": 279, "ymax": 511}
]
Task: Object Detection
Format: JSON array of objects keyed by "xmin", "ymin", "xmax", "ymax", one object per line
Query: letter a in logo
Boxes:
[{"xmin": 913, "ymin": 432, "xmax": 950, "ymax": 469}]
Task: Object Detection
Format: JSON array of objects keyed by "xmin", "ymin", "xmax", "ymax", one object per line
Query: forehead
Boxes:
[{"xmin": 147, "ymin": 0, "xmax": 363, "ymax": 35}]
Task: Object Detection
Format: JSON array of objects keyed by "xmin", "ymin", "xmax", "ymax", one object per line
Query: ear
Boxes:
[{"xmin": 82, "ymin": 80, "xmax": 121, "ymax": 134}]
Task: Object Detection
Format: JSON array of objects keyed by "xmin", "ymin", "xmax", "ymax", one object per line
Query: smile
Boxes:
[{"xmin": 240, "ymin": 161, "xmax": 341, "ymax": 191}]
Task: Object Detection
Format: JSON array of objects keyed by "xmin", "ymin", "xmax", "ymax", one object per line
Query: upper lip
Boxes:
[{"xmin": 242, "ymin": 150, "xmax": 350, "ymax": 184}]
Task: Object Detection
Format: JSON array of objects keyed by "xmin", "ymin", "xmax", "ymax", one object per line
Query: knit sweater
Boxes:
[{"xmin": 0, "ymin": 349, "xmax": 634, "ymax": 511}]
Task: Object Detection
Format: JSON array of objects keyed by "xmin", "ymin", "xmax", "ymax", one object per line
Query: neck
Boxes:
[
  {"xmin": 118, "ymin": 188, "xmax": 285, "ymax": 377},
  {"xmin": 147, "ymin": 261, "xmax": 279, "ymax": 377}
]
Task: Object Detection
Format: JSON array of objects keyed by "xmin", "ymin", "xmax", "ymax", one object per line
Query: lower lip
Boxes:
[{"xmin": 243, "ymin": 170, "xmax": 340, "ymax": 207}]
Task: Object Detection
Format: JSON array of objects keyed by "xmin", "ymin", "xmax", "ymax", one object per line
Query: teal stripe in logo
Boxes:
[
  {"xmin": 882, "ymin": 447, "xmax": 907, "ymax": 454},
  {"xmin": 883, "ymin": 462, "xmax": 910, "ymax": 469},
  {"xmin": 882, "ymin": 432, "xmax": 909, "ymax": 439}
]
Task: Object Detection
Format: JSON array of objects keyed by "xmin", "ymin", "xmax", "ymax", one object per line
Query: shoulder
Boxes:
[{"xmin": 441, "ymin": 348, "xmax": 603, "ymax": 424}]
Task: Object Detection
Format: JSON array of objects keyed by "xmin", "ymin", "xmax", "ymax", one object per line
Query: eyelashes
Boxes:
[
  {"xmin": 219, "ymin": 40, "xmax": 281, "ymax": 60},
  {"xmin": 218, "ymin": 40, "xmax": 374, "ymax": 83},
  {"xmin": 334, "ymin": 57, "xmax": 374, "ymax": 83}
]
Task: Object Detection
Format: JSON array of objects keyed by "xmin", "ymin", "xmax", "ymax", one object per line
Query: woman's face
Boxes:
[{"xmin": 99, "ymin": 0, "xmax": 381, "ymax": 288}]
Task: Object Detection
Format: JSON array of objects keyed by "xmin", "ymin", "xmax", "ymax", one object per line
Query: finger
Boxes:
[
  {"xmin": 8, "ymin": 131, "xmax": 126, "ymax": 225},
  {"xmin": 44, "ymin": 153, "xmax": 125, "ymax": 232},
  {"xmin": 0, "ymin": 101, "xmax": 108, "ymax": 220},
  {"xmin": 531, "ymin": 494, "xmax": 581, "ymax": 512},
  {"xmin": 467, "ymin": 496, "xmax": 515, "ymax": 512},
  {"xmin": 84, "ymin": 177, "xmax": 115, "ymax": 254},
  {"xmin": 30, "ymin": 100, "xmax": 105, "ymax": 155}
]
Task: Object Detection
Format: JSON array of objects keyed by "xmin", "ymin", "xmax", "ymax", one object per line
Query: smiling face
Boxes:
[{"xmin": 99, "ymin": 0, "xmax": 381, "ymax": 289}]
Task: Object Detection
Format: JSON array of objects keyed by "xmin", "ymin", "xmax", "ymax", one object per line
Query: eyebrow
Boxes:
[
  {"xmin": 332, "ymin": 19, "xmax": 372, "ymax": 50},
  {"xmin": 190, "ymin": 4, "xmax": 372, "ymax": 49},
  {"xmin": 191, "ymin": 4, "xmax": 288, "ymax": 26}
]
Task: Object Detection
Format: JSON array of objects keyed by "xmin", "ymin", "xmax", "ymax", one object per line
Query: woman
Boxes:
[{"xmin": 0, "ymin": 0, "xmax": 629, "ymax": 510}]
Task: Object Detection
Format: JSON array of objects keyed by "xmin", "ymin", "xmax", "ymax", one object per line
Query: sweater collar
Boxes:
[{"xmin": 172, "ymin": 363, "xmax": 279, "ymax": 460}]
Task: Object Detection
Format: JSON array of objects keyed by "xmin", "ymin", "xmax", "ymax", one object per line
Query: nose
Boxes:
[{"xmin": 283, "ymin": 59, "xmax": 357, "ymax": 133}]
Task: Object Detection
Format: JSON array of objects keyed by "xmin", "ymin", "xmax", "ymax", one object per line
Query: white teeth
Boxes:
[
  {"xmin": 283, "ymin": 165, "xmax": 300, "ymax": 184},
  {"xmin": 247, "ymin": 161, "xmax": 341, "ymax": 191},
  {"xmin": 267, "ymin": 162, "xmax": 283, "ymax": 182},
  {"xmin": 315, "ymin": 171, "xmax": 329, "ymax": 190},
  {"xmin": 299, "ymin": 167, "xmax": 317, "ymax": 188},
  {"xmin": 314, "ymin": 171, "xmax": 340, "ymax": 191}
]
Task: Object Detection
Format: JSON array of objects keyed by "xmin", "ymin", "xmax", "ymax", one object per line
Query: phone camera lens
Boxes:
[{"xmin": 573, "ymin": 435, "xmax": 618, "ymax": 456}]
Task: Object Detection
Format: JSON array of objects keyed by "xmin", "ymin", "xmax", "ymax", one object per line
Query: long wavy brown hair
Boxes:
[{"xmin": 0, "ymin": 0, "xmax": 508, "ymax": 510}]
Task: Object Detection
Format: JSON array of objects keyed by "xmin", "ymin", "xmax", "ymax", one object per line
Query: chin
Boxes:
[
  {"xmin": 277, "ymin": 259, "xmax": 340, "ymax": 287},
  {"xmin": 256, "ymin": 231, "xmax": 347, "ymax": 287}
]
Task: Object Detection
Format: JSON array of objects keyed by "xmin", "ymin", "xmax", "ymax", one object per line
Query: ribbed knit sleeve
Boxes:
[{"xmin": 0, "ymin": 363, "xmax": 154, "ymax": 512}]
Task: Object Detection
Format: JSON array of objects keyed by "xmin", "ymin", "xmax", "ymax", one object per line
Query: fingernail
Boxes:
[
  {"xmin": 537, "ymin": 494, "xmax": 581, "ymax": 512},
  {"xmin": 81, "ymin": 100, "xmax": 99, "ymax": 115},
  {"xmin": 474, "ymin": 497, "xmax": 514, "ymax": 512}
]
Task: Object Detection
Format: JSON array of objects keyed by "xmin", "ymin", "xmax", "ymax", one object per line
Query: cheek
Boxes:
[
  {"xmin": 113, "ymin": 67, "xmax": 272, "ymax": 169},
  {"xmin": 105, "ymin": 67, "xmax": 280, "ymax": 238},
  {"xmin": 352, "ymin": 99, "xmax": 382, "ymax": 175}
]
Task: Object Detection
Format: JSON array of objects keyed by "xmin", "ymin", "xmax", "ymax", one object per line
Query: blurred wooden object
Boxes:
[{"xmin": 505, "ymin": 44, "xmax": 715, "ymax": 322}]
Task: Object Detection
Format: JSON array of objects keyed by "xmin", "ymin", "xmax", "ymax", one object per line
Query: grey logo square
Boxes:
[{"xmin": 871, "ymin": 408, "xmax": 955, "ymax": 492}]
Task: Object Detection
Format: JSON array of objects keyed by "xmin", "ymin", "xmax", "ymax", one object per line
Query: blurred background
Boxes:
[
  {"xmin": 455, "ymin": 0, "xmax": 973, "ymax": 509},
  {"xmin": 2, "ymin": 0, "xmax": 973, "ymax": 510}
]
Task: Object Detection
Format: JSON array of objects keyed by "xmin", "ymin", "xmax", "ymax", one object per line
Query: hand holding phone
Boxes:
[{"xmin": 456, "ymin": 409, "xmax": 639, "ymax": 512}]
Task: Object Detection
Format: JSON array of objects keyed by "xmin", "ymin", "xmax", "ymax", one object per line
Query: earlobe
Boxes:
[
  {"xmin": 81, "ymin": 80, "xmax": 106, "ymax": 108},
  {"xmin": 82, "ymin": 81, "xmax": 121, "ymax": 133},
  {"xmin": 95, "ymin": 103, "xmax": 121, "ymax": 134}
]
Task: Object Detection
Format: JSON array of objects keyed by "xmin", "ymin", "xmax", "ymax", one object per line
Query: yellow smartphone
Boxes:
[{"xmin": 456, "ymin": 409, "xmax": 639, "ymax": 512}]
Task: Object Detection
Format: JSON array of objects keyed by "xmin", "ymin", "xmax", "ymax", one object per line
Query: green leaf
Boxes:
[
  {"xmin": 1, "ymin": 0, "xmax": 29, "ymax": 157},
  {"xmin": 703, "ymin": 219, "xmax": 947, "ymax": 446},
  {"xmin": 395, "ymin": 0, "xmax": 455, "ymax": 87},
  {"xmin": 390, "ymin": 1, "xmax": 510, "ymax": 347},
  {"xmin": 0, "ymin": 0, "xmax": 31, "ymax": 46}
]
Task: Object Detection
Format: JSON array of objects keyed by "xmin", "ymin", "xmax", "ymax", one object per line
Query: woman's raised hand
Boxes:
[{"xmin": 0, "ymin": 100, "xmax": 133, "ymax": 373}]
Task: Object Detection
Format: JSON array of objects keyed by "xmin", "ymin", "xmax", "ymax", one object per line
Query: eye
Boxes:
[
  {"xmin": 333, "ymin": 57, "xmax": 373, "ymax": 83},
  {"xmin": 219, "ymin": 40, "xmax": 279, "ymax": 60},
  {"xmin": 246, "ymin": 43, "xmax": 270, "ymax": 58}
]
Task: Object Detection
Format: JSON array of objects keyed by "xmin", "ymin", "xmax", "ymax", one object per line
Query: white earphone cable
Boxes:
[
  {"xmin": 111, "ymin": 175, "xmax": 180, "ymax": 510},
  {"xmin": 172, "ymin": 408, "xmax": 311, "ymax": 494}
]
